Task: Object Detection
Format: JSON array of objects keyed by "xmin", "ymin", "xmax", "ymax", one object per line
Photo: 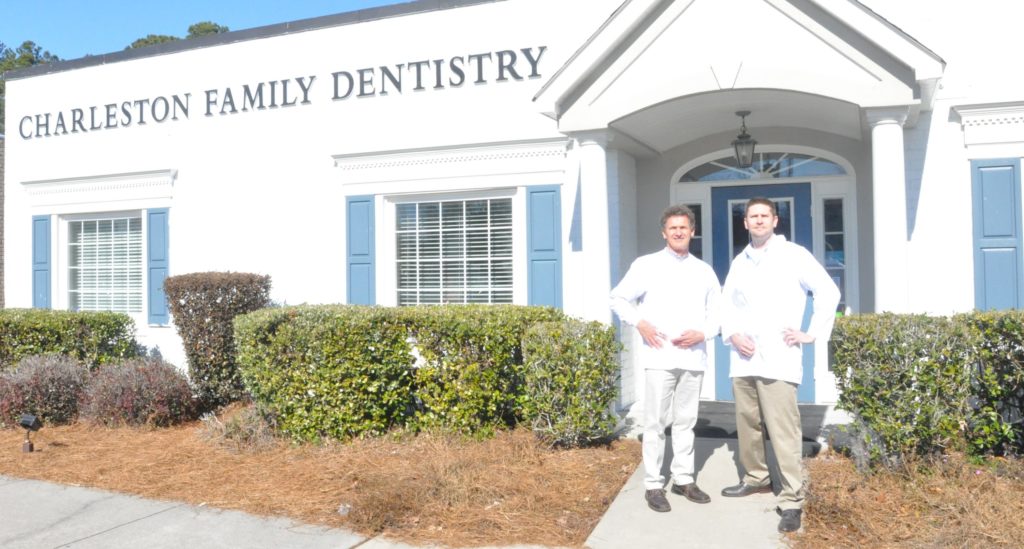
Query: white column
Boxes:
[
  {"xmin": 575, "ymin": 132, "xmax": 618, "ymax": 324},
  {"xmin": 867, "ymin": 107, "xmax": 910, "ymax": 313}
]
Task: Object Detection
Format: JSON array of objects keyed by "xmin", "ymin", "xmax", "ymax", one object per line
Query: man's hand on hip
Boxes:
[
  {"xmin": 729, "ymin": 333, "xmax": 756, "ymax": 358},
  {"xmin": 783, "ymin": 328, "xmax": 814, "ymax": 346}
]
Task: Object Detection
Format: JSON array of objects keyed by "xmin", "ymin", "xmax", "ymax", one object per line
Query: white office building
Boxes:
[{"xmin": 5, "ymin": 0, "xmax": 1024, "ymax": 410}]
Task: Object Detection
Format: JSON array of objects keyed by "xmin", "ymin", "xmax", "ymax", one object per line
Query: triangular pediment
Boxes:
[{"xmin": 536, "ymin": 0, "xmax": 944, "ymax": 136}]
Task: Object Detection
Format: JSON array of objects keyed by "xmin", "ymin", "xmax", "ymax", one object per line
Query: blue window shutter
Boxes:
[
  {"xmin": 527, "ymin": 185, "xmax": 563, "ymax": 308},
  {"xmin": 147, "ymin": 208, "xmax": 170, "ymax": 324},
  {"xmin": 972, "ymin": 158, "xmax": 1023, "ymax": 310},
  {"xmin": 31, "ymin": 215, "xmax": 52, "ymax": 309},
  {"xmin": 347, "ymin": 195, "xmax": 376, "ymax": 305}
]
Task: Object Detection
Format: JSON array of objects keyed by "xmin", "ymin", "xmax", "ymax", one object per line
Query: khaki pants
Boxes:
[{"xmin": 732, "ymin": 376, "xmax": 804, "ymax": 510}]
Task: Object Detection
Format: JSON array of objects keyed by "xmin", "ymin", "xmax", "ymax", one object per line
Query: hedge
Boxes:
[
  {"xmin": 164, "ymin": 272, "xmax": 271, "ymax": 409},
  {"xmin": 235, "ymin": 305, "xmax": 417, "ymax": 441},
  {"xmin": 234, "ymin": 304, "xmax": 567, "ymax": 441},
  {"xmin": 831, "ymin": 311, "xmax": 1024, "ymax": 468},
  {"xmin": 522, "ymin": 319, "xmax": 621, "ymax": 447},
  {"xmin": 0, "ymin": 309, "xmax": 138, "ymax": 371},
  {"xmin": 403, "ymin": 305, "xmax": 565, "ymax": 437},
  {"xmin": 958, "ymin": 311, "xmax": 1024, "ymax": 456}
]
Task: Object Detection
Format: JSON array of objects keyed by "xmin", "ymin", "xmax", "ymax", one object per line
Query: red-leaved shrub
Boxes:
[
  {"xmin": 82, "ymin": 358, "xmax": 197, "ymax": 427},
  {"xmin": 0, "ymin": 355, "xmax": 88, "ymax": 427}
]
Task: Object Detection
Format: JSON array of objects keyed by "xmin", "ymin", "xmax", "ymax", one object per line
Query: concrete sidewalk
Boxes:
[
  {"xmin": 0, "ymin": 441, "xmax": 774, "ymax": 549},
  {"xmin": 1, "ymin": 402, "xmax": 843, "ymax": 548},
  {"xmin": 1, "ymin": 475, "xmax": 375, "ymax": 549},
  {"xmin": 584, "ymin": 400, "xmax": 835, "ymax": 549},
  {"xmin": 586, "ymin": 437, "xmax": 785, "ymax": 549}
]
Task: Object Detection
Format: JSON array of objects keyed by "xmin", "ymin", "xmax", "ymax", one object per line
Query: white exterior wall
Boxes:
[
  {"xmin": 4, "ymin": 0, "xmax": 621, "ymax": 367},
  {"xmin": 6, "ymin": 0, "xmax": 1024, "ymax": 403},
  {"xmin": 858, "ymin": 0, "xmax": 1024, "ymax": 315}
]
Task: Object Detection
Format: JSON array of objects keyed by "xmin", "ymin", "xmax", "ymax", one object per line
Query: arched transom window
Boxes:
[{"xmin": 680, "ymin": 152, "xmax": 846, "ymax": 182}]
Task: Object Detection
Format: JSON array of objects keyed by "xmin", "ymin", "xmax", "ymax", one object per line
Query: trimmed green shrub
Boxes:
[
  {"xmin": 404, "ymin": 305, "xmax": 565, "ymax": 437},
  {"xmin": 831, "ymin": 313, "xmax": 974, "ymax": 467},
  {"xmin": 235, "ymin": 305, "xmax": 417, "ymax": 442},
  {"xmin": 0, "ymin": 309, "xmax": 138, "ymax": 371},
  {"xmin": 0, "ymin": 354, "xmax": 88, "ymax": 427},
  {"xmin": 164, "ymin": 272, "xmax": 271, "ymax": 410},
  {"xmin": 82, "ymin": 358, "xmax": 197, "ymax": 427},
  {"xmin": 235, "ymin": 304, "xmax": 566, "ymax": 441},
  {"xmin": 958, "ymin": 310, "xmax": 1024, "ymax": 456},
  {"xmin": 522, "ymin": 319, "xmax": 621, "ymax": 447}
]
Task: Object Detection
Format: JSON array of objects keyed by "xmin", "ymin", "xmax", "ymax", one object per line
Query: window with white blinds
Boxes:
[
  {"xmin": 396, "ymin": 197, "xmax": 513, "ymax": 305},
  {"xmin": 68, "ymin": 216, "xmax": 143, "ymax": 313}
]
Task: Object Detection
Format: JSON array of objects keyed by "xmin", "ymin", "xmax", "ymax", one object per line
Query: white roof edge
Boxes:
[
  {"xmin": 812, "ymin": 0, "xmax": 945, "ymax": 80},
  {"xmin": 536, "ymin": 0, "xmax": 945, "ymax": 119},
  {"xmin": 952, "ymin": 100, "xmax": 1024, "ymax": 117},
  {"xmin": 533, "ymin": 0, "xmax": 666, "ymax": 117}
]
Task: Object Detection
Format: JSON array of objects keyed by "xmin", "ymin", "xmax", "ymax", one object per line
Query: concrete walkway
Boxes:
[
  {"xmin": 586, "ymin": 437, "xmax": 785, "ymax": 549},
  {"xmin": 1, "ymin": 402, "xmax": 845, "ymax": 548},
  {"xmin": 584, "ymin": 400, "xmax": 841, "ymax": 549},
  {"xmin": 0, "ymin": 473, "xmax": 556, "ymax": 549}
]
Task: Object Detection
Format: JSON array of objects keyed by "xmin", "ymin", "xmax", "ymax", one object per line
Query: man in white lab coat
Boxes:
[
  {"xmin": 719, "ymin": 197, "xmax": 840, "ymax": 533},
  {"xmin": 611, "ymin": 204, "xmax": 721, "ymax": 513}
]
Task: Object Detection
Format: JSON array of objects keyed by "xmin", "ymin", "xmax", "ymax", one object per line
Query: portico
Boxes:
[{"xmin": 535, "ymin": 0, "xmax": 944, "ymax": 407}]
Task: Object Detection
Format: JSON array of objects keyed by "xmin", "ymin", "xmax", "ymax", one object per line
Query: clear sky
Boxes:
[{"xmin": 1, "ymin": 0, "xmax": 409, "ymax": 60}]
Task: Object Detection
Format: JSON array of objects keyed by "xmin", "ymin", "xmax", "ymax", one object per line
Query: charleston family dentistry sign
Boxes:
[{"xmin": 17, "ymin": 46, "xmax": 547, "ymax": 140}]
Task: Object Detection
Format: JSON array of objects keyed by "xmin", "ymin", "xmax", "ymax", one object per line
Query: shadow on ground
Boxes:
[{"xmin": 635, "ymin": 400, "xmax": 836, "ymax": 493}]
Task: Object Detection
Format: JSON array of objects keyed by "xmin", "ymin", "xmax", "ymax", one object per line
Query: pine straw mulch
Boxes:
[
  {"xmin": 0, "ymin": 414, "xmax": 640, "ymax": 548},
  {"xmin": 6, "ymin": 414, "xmax": 1023, "ymax": 549},
  {"xmin": 797, "ymin": 449, "xmax": 1024, "ymax": 548}
]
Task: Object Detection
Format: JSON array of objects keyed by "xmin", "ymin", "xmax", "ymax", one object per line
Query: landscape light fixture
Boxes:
[
  {"xmin": 19, "ymin": 413, "xmax": 42, "ymax": 453},
  {"xmin": 732, "ymin": 110, "xmax": 757, "ymax": 169}
]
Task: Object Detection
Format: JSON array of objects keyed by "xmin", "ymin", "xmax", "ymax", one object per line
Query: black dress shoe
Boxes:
[
  {"xmin": 645, "ymin": 489, "xmax": 671, "ymax": 512},
  {"xmin": 671, "ymin": 482, "xmax": 711, "ymax": 504},
  {"xmin": 720, "ymin": 482, "xmax": 772, "ymax": 497},
  {"xmin": 778, "ymin": 509, "xmax": 802, "ymax": 532}
]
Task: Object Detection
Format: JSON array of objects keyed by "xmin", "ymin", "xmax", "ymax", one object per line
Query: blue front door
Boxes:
[{"xmin": 710, "ymin": 183, "xmax": 816, "ymax": 402}]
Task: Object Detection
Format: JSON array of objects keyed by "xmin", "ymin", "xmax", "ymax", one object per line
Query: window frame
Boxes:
[
  {"xmin": 56, "ymin": 209, "xmax": 152, "ymax": 325},
  {"xmin": 380, "ymin": 188, "xmax": 526, "ymax": 307}
]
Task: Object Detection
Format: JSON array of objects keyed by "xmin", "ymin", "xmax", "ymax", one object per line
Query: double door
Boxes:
[{"xmin": 709, "ymin": 183, "xmax": 815, "ymax": 402}]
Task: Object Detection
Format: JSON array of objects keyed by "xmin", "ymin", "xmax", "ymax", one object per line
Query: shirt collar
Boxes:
[
  {"xmin": 744, "ymin": 233, "xmax": 787, "ymax": 259},
  {"xmin": 662, "ymin": 246, "xmax": 690, "ymax": 261}
]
